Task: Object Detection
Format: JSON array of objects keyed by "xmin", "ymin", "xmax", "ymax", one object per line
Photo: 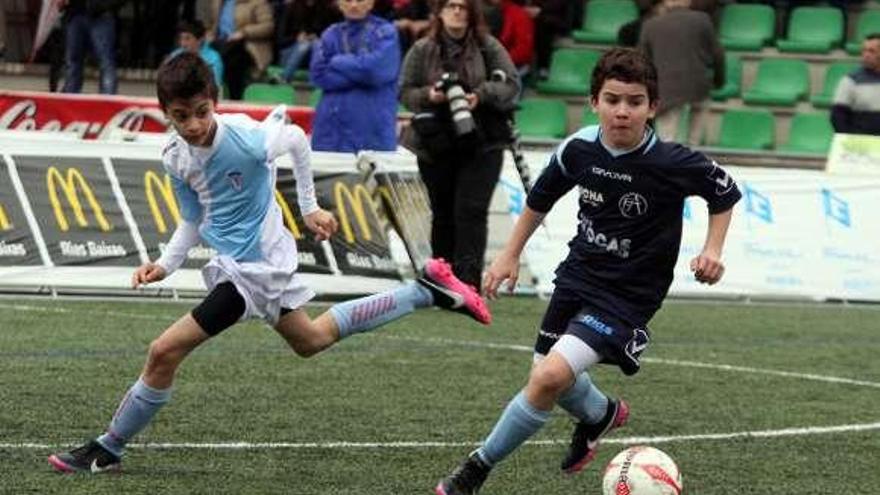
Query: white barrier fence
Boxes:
[
  {"xmin": 1, "ymin": 128, "xmax": 878, "ymax": 302},
  {"xmin": 499, "ymin": 148, "xmax": 880, "ymax": 303}
]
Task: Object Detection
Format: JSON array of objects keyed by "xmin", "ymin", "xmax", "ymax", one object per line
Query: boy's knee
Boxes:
[
  {"xmin": 146, "ymin": 338, "xmax": 182, "ymax": 370},
  {"xmin": 527, "ymin": 361, "xmax": 574, "ymax": 400},
  {"xmin": 288, "ymin": 340, "xmax": 321, "ymax": 358}
]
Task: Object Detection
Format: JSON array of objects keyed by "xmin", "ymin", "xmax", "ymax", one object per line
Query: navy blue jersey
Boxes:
[{"xmin": 527, "ymin": 126, "xmax": 742, "ymax": 325}]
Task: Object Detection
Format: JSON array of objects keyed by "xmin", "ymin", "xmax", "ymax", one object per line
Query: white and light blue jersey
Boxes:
[
  {"xmin": 157, "ymin": 106, "xmax": 318, "ymax": 273},
  {"xmin": 155, "ymin": 106, "xmax": 319, "ymax": 322}
]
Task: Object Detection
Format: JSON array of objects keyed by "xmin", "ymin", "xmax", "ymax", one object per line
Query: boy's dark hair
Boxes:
[
  {"xmin": 866, "ymin": 33, "xmax": 880, "ymax": 42},
  {"xmin": 177, "ymin": 19, "xmax": 207, "ymax": 39},
  {"xmin": 156, "ymin": 52, "xmax": 218, "ymax": 109},
  {"xmin": 590, "ymin": 47, "xmax": 659, "ymax": 103}
]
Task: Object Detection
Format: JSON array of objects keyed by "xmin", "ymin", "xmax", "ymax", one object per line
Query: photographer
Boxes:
[{"xmin": 399, "ymin": 0, "xmax": 519, "ymax": 289}]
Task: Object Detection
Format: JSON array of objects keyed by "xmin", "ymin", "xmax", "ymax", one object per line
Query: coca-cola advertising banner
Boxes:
[{"xmin": 0, "ymin": 91, "xmax": 314, "ymax": 139}]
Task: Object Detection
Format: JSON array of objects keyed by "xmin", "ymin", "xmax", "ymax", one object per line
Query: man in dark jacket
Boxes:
[
  {"xmin": 638, "ymin": 0, "xmax": 723, "ymax": 145},
  {"xmin": 58, "ymin": 0, "xmax": 126, "ymax": 94}
]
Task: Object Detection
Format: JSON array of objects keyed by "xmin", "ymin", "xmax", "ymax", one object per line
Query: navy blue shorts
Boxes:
[{"xmin": 535, "ymin": 287, "xmax": 651, "ymax": 376}]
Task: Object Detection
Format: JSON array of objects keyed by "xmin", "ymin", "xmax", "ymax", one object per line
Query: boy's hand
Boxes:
[
  {"xmin": 304, "ymin": 209, "xmax": 338, "ymax": 241},
  {"xmin": 690, "ymin": 250, "xmax": 725, "ymax": 285},
  {"xmin": 131, "ymin": 263, "xmax": 167, "ymax": 289},
  {"xmin": 483, "ymin": 252, "xmax": 520, "ymax": 300}
]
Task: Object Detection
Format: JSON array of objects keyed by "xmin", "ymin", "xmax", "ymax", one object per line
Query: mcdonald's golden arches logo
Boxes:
[
  {"xmin": 46, "ymin": 166, "xmax": 112, "ymax": 232},
  {"xmin": 0, "ymin": 203, "xmax": 11, "ymax": 231},
  {"xmin": 274, "ymin": 190, "xmax": 303, "ymax": 239},
  {"xmin": 144, "ymin": 171, "xmax": 181, "ymax": 234},
  {"xmin": 334, "ymin": 182, "xmax": 387, "ymax": 245}
]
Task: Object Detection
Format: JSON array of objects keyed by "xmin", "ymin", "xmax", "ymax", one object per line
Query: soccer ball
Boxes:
[{"xmin": 602, "ymin": 446, "xmax": 682, "ymax": 495}]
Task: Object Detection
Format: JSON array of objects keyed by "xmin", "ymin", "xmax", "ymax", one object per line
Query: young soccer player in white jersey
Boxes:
[
  {"xmin": 48, "ymin": 52, "xmax": 491, "ymax": 474},
  {"xmin": 435, "ymin": 47, "xmax": 742, "ymax": 494}
]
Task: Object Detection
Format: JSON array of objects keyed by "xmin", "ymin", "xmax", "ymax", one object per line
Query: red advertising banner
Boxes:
[{"xmin": 0, "ymin": 91, "xmax": 314, "ymax": 139}]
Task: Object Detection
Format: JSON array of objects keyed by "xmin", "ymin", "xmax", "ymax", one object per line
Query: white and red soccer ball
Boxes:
[{"xmin": 602, "ymin": 446, "xmax": 683, "ymax": 495}]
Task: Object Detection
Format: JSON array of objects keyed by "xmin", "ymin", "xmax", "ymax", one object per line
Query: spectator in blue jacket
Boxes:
[
  {"xmin": 170, "ymin": 20, "xmax": 225, "ymax": 90},
  {"xmin": 309, "ymin": 0, "xmax": 401, "ymax": 152}
]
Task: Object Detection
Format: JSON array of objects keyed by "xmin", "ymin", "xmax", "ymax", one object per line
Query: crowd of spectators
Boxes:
[{"xmin": 1, "ymin": 0, "xmax": 878, "ymax": 141}]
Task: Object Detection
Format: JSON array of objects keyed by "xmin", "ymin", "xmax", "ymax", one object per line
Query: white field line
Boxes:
[
  {"xmin": 3, "ymin": 422, "xmax": 880, "ymax": 451},
  {"xmin": 1, "ymin": 309, "xmax": 879, "ymax": 452},
  {"xmin": 384, "ymin": 335, "xmax": 880, "ymax": 389},
  {"xmin": 3, "ymin": 302, "xmax": 879, "ymax": 389}
]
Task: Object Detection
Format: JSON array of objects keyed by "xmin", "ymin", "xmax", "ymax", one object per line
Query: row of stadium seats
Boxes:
[
  {"xmin": 515, "ymin": 98, "xmax": 834, "ymax": 155},
  {"xmin": 719, "ymin": 4, "xmax": 879, "ymax": 54},
  {"xmin": 537, "ymin": 47, "xmax": 857, "ymax": 108},
  {"xmin": 571, "ymin": 0, "xmax": 880, "ymax": 55}
]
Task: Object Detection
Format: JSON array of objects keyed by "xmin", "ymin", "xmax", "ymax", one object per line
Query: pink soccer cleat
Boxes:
[{"xmin": 418, "ymin": 258, "xmax": 492, "ymax": 325}]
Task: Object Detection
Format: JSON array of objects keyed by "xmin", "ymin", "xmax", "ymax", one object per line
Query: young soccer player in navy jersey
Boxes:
[
  {"xmin": 435, "ymin": 47, "xmax": 742, "ymax": 494},
  {"xmin": 48, "ymin": 52, "xmax": 491, "ymax": 474}
]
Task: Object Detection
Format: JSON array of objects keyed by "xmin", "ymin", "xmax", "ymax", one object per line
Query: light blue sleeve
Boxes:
[{"xmin": 170, "ymin": 174, "xmax": 202, "ymax": 223}]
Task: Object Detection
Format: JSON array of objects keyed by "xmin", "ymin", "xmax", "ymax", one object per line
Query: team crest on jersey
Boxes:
[
  {"xmin": 706, "ymin": 161, "xmax": 734, "ymax": 195},
  {"xmin": 618, "ymin": 192, "xmax": 648, "ymax": 218},
  {"xmin": 226, "ymin": 170, "xmax": 244, "ymax": 191}
]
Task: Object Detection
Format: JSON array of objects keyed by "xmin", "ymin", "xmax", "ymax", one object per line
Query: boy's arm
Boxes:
[
  {"xmin": 484, "ymin": 146, "xmax": 579, "ymax": 298},
  {"xmin": 484, "ymin": 206, "xmax": 546, "ymax": 299},
  {"xmin": 264, "ymin": 113, "xmax": 338, "ymax": 239},
  {"xmin": 153, "ymin": 173, "xmax": 203, "ymax": 276},
  {"xmin": 269, "ymin": 121, "xmax": 319, "ymax": 216},
  {"xmin": 690, "ymin": 207, "xmax": 733, "ymax": 285},
  {"xmin": 154, "ymin": 220, "xmax": 201, "ymax": 275}
]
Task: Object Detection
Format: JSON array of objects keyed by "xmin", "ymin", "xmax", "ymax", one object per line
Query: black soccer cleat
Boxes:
[
  {"xmin": 560, "ymin": 398, "xmax": 629, "ymax": 474},
  {"xmin": 418, "ymin": 258, "xmax": 491, "ymax": 325},
  {"xmin": 435, "ymin": 452, "xmax": 492, "ymax": 495},
  {"xmin": 48, "ymin": 439, "xmax": 121, "ymax": 474}
]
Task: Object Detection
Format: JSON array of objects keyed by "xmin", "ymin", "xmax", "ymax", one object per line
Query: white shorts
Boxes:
[{"xmin": 202, "ymin": 253, "xmax": 314, "ymax": 325}]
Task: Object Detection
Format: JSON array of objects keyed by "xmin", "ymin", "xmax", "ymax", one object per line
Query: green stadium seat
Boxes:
[
  {"xmin": 572, "ymin": 0, "xmax": 638, "ymax": 44},
  {"xmin": 266, "ymin": 65, "xmax": 311, "ymax": 83},
  {"xmin": 742, "ymin": 58, "xmax": 809, "ymax": 106},
  {"xmin": 776, "ymin": 7, "xmax": 844, "ymax": 53},
  {"xmin": 716, "ymin": 109, "xmax": 775, "ymax": 150},
  {"xmin": 582, "ymin": 107, "xmax": 600, "ymax": 127},
  {"xmin": 779, "ymin": 112, "xmax": 834, "ymax": 155},
  {"xmin": 307, "ymin": 89, "xmax": 323, "ymax": 107},
  {"xmin": 535, "ymin": 48, "xmax": 602, "ymax": 96},
  {"xmin": 846, "ymin": 11, "xmax": 880, "ymax": 55},
  {"xmin": 811, "ymin": 62, "xmax": 859, "ymax": 108},
  {"xmin": 515, "ymin": 98, "xmax": 568, "ymax": 139},
  {"xmin": 710, "ymin": 53, "xmax": 742, "ymax": 101},
  {"xmin": 719, "ymin": 4, "xmax": 775, "ymax": 51},
  {"xmin": 242, "ymin": 83, "xmax": 295, "ymax": 104}
]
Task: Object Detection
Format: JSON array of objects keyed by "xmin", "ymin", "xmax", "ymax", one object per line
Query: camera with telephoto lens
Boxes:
[{"xmin": 435, "ymin": 72, "xmax": 476, "ymax": 136}]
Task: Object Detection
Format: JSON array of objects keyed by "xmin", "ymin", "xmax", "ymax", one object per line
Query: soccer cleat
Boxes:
[
  {"xmin": 435, "ymin": 452, "xmax": 492, "ymax": 495},
  {"xmin": 560, "ymin": 398, "xmax": 629, "ymax": 474},
  {"xmin": 418, "ymin": 258, "xmax": 491, "ymax": 325},
  {"xmin": 48, "ymin": 440, "xmax": 121, "ymax": 474}
]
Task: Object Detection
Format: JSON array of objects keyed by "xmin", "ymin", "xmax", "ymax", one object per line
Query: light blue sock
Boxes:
[
  {"xmin": 476, "ymin": 391, "xmax": 551, "ymax": 466},
  {"xmin": 330, "ymin": 281, "xmax": 432, "ymax": 339},
  {"xmin": 556, "ymin": 372, "xmax": 608, "ymax": 424},
  {"xmin": 96, "ymin": 377, "xmax": 172, "ymax": 457}
]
